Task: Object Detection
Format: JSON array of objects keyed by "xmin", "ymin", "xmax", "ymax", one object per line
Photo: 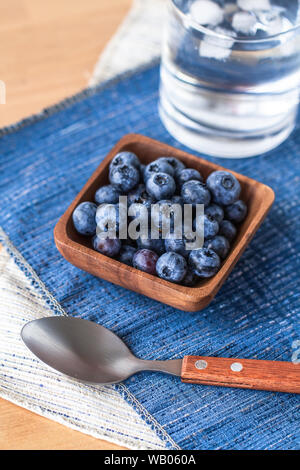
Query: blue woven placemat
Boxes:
[{"xmin": 0, "ymin": 63, "xmax": 299, "ymax": 450}]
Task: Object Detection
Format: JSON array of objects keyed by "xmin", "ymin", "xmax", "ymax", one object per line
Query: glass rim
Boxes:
[{"xmin": 170, "ymin": 0, "xmax": 300, "ymax": 45}]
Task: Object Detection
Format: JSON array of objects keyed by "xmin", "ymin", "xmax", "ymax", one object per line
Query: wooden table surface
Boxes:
[{"xmin": 0, "ymin": 0, "xmax": 132, "ymax": 450}]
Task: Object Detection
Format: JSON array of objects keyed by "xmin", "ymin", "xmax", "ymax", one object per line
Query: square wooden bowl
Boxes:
[{"xmin": 54, "ymin": 134, "xmax": 274, "ymax": 312}]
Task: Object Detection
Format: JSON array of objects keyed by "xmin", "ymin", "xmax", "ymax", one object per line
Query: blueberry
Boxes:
[
  {"xmin": 95, "ymin": 203, "xmax": 120, "ymax": 234},
  {"xmin": 72, "ymin": 202, "xmax": 97, "ymax": 236},
  {"xmin": 176, "ymin": 168, "xmax": 203, "ymax": 188},
  {"xmin": 189, "ymin": 248, "xmax": 221, "ymax": 278},
  {"xmin": 206, "ymin": 171, "xmax": 241, "ymax": 206},
  {"xmin": 205, "ymin": 204, "xmax": 224, "ymax": 224},
  {"xmin": 164, "ymin": 232, "xmax": 193, "ymax": 258},
  {"xmin": 156, "ymin": 252, "xmax": 187, "ymax": 283},
  {"xmin": 193, "ymin": 213, "xmax": 219, "ymax": 239},
  {"xmin": 181, "ymin": 180, "xmax": 211, "ymax": 208},
  {"xmin": 225, "ymin": 200, "xmax": 247, "ymax": 223},
  {"xmin": 219, "ymin": 219, "xmax": 237, "ymax": 242},
  {"xmin": 146, "ymin": 172, "xmax": 176, "ymax": 200},
  {"xmin": 165, "ymin": 237, "xmax": 187, "ymax": 258},
  {"xmin": 109, "ymin": 164, "xmax": 140, "ymax": 193},
  {"xmin": 133, "ymin": 249, "xmax": 158, "ymax": 275},
  {"xmin": 144, "ymin": 160, "xmax": 174, "ymax": 181},
  {"xmin": 92, "ymin": 235, "xmax": 121, "ymax": 257},
  {"xmin": 204, "ymin": 235, "xmax": 230, "ymax": 259},
  {"xmin": 118, "ymin": 245, "xmax": 136, "ymax": 266},
  {"xmin": 181, "ymin": 268, "xmax": 199, "ymax": 287},
  {"xmin": 109, "ymin": 151, "xmax": 140, "ymax": 171},
  {"xmin": 137, "ymin": 232, "xmax": 165, "ymax": 255},
  {"xmin": 158, "ymin": 157, "xmax": 185, "ymax": 176},
  {"xmin": 94, "ymin": 185, "xmax": 121, "ymax": 205}
]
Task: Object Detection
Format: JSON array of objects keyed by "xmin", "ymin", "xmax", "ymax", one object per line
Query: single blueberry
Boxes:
[
  {"xmin": 165, "ymin": 237, "xmax": 187, "ymax": 258},
  {"xmin": 205, "ymin": 203, "xmax": 224, "ymax": 224},
  {"xmin": 133, "ymin": 249, "xmax": 158, "ymax": 275},
  {"xmin": 206, "ymin": 171, "xmax": 241, "ymax": 206},
  {"xmin": 193, "ymin": 213, "xmax": 219, "ymax": 239},
  {"xmin": 118, "ymin": 245, "xmax": 136, "ymax": 266},
  {"xmin": 109, "ymin": 151, "xmax": 140, "ymax": 171},
  {"xmin": 144, "ymin": 160, "xmax": 175, "ymax": 181},
  {"xmin": 181, "ymin": 268, "xmax": 199, "ymax": 287},
  {"xmin": 204, "ymin": 235, "xmax": 230, "ymax": 259},
  {"xmin": 156, "ymin": 252, "xmax": 187, "ymax": 283},
  {"xmin": 164, "ymin": 231, "xmax": 195, "ymax": 258},
  {"xmin": 72, "ymin": 202, "xmax": 97, "ymax": 236},
  {"xmin": 225, "ymin": 200, "xmax": 247, "ymax": 223},
  {"xmin": 94, "ymin": 185, "xmax": 121, "ymax": 205},
  {"xmin": 146, "ymin": 172, "xmax": 176, "ymax": 200},
  {"xmin": 219, "ymin": 219, "xmax": 237, "ymax": 242},
  {"xmin": 189, "ymin": 248, "xmax": 221, "ymax": 278},
  {"xmin": 109, "ymin": 164, "xmax": 140, "ymax": 193},
  {"xmin": 92, "ymin": 235, "xmax": 121, "ymax": 257},
  {"xmin": 157, "ymin": 157, "xmax": 186, "ymax": 176},
  {"xmin": 177, "ymin": 168, "xmax": 203, "ymax": 188},
  {"xmin": 181, "ymin": 180, "xmax": 211, "ymax": 208}
]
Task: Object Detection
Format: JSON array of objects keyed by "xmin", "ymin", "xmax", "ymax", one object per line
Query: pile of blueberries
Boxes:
[{"xmin": 72, "ymin": 151, "xmax": 247, "ymax": 286}]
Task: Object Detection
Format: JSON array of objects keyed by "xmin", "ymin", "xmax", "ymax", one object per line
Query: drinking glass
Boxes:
[{"xmin": 159, "ymin": 0, "xmax": 300, "ymax": 158}]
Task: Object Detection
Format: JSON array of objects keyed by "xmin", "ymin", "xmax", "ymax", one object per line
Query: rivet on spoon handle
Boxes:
[{"xmin": 181, "ymin": 356, "xmax": 300, "ymax": 394}]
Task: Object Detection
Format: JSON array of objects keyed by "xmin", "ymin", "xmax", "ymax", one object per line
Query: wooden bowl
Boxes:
[{"xmin": 54, "ymin": 134, "xmax": 275, "ymax": 312}]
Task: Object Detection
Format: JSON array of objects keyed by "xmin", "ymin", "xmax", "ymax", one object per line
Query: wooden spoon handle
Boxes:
[{"xmin": 181, "ymin": 356, "xmax": 300, "ymax": 394}]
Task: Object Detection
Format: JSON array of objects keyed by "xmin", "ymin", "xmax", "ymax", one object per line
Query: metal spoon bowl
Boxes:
[{"xmin": 21, "ymin": 317, "xmax": 182, "ymax": 384}]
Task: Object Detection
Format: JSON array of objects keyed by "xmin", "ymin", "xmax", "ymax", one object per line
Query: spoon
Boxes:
[{"xmin": 21, "ymin": 317, "xmax": 300, "ymax": 393}]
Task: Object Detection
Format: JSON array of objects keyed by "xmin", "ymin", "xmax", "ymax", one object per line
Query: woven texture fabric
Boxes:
[
  {"xmin": 0, "ymin": 64, "xmax": 299, "ymax": 450},
  {"xmin": 0, "ymin": 230, "xmax": 169, "ymax": 450}
]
